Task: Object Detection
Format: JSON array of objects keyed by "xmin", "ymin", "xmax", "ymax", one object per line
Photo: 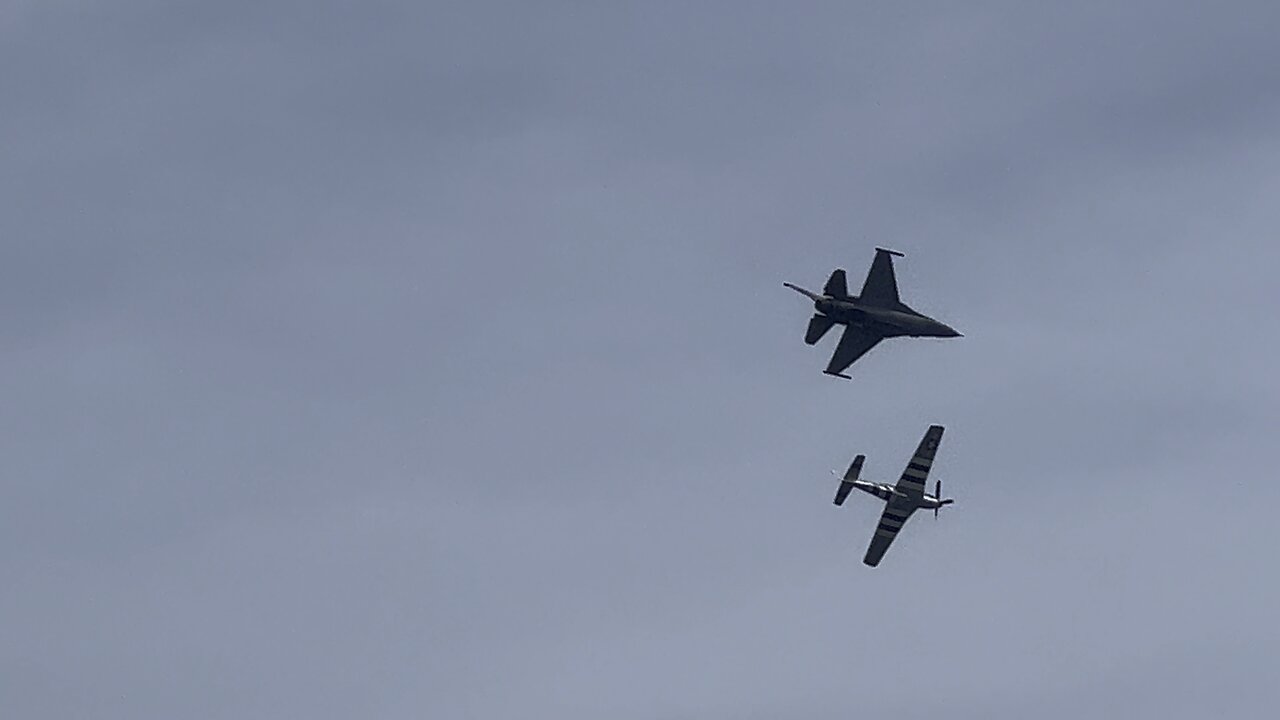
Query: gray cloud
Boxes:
[{"xmin": 3, "ymin": 2, "xmax": 1279, "ymax": 718}]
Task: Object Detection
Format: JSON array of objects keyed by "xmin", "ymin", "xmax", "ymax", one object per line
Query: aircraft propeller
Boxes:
[{"xmin": 933, "ymin": 479, "xmax": 954, "ymax": 518}]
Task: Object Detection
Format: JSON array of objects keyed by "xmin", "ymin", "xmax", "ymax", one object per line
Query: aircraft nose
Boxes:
[{"xmin": 941, "ymin": 323, "xmax": 962, "ymax": 337}]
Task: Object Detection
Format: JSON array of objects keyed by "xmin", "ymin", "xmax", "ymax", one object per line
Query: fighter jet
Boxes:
[
  {"xmin": 784, "ymin": 248, "xmax": 961, "ymax": 378},
  {"xmin": 832, "ymin": 425, "xmax": 954, "ymax": 567}
]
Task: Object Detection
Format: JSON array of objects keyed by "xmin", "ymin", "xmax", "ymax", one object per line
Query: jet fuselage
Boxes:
[{"xmin": 813, "ymin": 296, "xmax": 961, "ymax": 339}]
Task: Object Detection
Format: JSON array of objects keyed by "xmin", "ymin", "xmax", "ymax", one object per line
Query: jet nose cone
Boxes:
[{"xmin": 941, "ymin": 324, "xmax": 963, "ymax": 338}]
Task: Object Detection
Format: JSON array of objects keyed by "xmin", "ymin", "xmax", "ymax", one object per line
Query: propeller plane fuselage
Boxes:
[{"xmin": 843, "ymin": 478, "xmax": 951, "ymax": 510}]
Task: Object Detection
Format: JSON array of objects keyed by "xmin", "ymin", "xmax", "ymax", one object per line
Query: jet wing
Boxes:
[
  {"xmin": 858, "ymin": 248, "xmax": 903, "ymax": 307},
  {"xmin": 823, "ymin": 326, "xmax": 882, "ymax": 378},
  {"xmin": 863, "ymin": 501, "xmax": 915, "ymax": 567},
  {"xmin": 893, "ymin": 425, "xmax": 944, "ymax": 498}
]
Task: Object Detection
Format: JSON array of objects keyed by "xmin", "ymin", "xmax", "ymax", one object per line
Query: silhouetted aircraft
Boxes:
[
  {"xmin": 784, "ymin": 248, "xmax": 961, "ymax": 378},
  {"xmin": 832, "ymin": 425, "xmax": 954, "ymax": 567}
]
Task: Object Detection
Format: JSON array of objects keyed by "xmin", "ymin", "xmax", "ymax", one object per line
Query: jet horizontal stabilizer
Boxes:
[
  {"xmin": 823, "ymin": 269, "xmax": 850, "ymax": 299},
  {"xmin": 805, "ymin": 314, "xmax": 836, "ymax": 345}
]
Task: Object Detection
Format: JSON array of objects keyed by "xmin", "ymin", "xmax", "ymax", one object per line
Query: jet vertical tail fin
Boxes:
[{"xmin": 783, "ymin": 282, "xmax": 823, "ymax": 302}]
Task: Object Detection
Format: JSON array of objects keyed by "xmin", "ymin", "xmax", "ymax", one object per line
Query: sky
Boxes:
[{"xmin": 3, "ymin": 2, "xmax": 1280, "ymax": 718}]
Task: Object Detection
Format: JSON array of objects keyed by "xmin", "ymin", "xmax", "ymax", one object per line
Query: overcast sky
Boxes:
[{"xmin": 3, "ymin": 2, "xmax": 1280, "ymax": 718}]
